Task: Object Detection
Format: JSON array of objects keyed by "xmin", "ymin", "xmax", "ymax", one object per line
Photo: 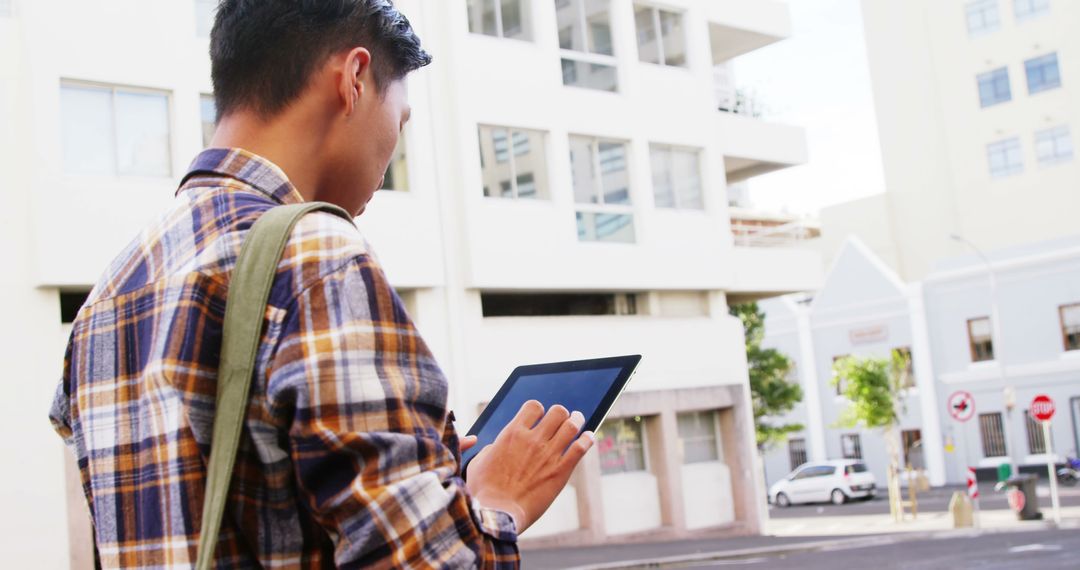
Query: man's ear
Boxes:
[{"xmin": 339, "ymin": 47, "xmax": 373, "ymax": 117}]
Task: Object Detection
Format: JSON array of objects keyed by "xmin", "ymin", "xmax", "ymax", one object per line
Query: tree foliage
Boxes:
[
  {"xmin": 731, "ymin": 303, "xmax": 804, "ymax": 451},
  {"xmin": 831, "ymin": 350, "xmax": 911, "ymax": 430}
]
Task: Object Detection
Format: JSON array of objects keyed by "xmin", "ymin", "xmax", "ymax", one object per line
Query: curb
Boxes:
[{"xmin": 562, "ymin": 521, "xmax": 1080, "ymax": 570}]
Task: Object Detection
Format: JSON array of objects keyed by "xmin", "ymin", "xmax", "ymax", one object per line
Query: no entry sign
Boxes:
[
  {"xmin": 948, "ymin": 390, "xmax": 976, "ymax": 422},
  {"xmin": 1031, "ymin": 395, "xmax": 1055, "ymax": 422}
]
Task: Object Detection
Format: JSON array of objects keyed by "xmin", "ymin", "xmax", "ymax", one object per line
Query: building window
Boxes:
[
  {"xmin": 480, "ymin": 292, "xmax": 638, "ymax": 317},
  {"xmin": 557, "ymin": 0, "xmax": 618, "ymax": 92},
  {"xmin": 570, "ymin": 135, "xmax": 635, "ymax": 243},
  {"xmin": 967, "ymin": 317, "xmax": 995, "ymax": 362},
  {"xmin": 61, "ymin": 83, "xmax": 172, "ymax": 177},
  {"xmin": 598, "ymin": 416, "xmax": 647, "ymax": 475},
  {"xmin": 1014, "ymin": 0, "xmax": 1050, "ymax": 22},
  {"xmin": 1061, "ymin": 303, "xmax": 1080, "ymax": 351},
  {"xmin": 634, "ymin": 4, "xmax": 686, "ymax": 67},
  {"xmin": 841, "ymin": 434, "xmax": 863, "ymax": 460},
  {"xmin": 976, "ymin": 67, "xmax": 1011, "ymax": 108},
  {"xmin": 200, "ymin": 94, "xmax": 216, "ymax": 148},
  {"xmin": 986, "ymin": 137, "xmax": 1023, "ymax": 178},
  {"xmin": 0, "ymin": 0, "xmax": 12, "ymax": 17},
  {"xmin": 892, "ymin": 347, "xmax": 916, "ymax": 389},
  {"xmin": 901, "ymin": 429, "xmax": 922, "ymax": 467},
  {"xmin": 979, "ymin": 412, "xmax": 1008, "ymax": 457},
  {"xmin": 467, "ymin": 0, "xmax": 532, "ymax": 41},
  {"xmin": 965, "ymin": 0, "xmax": 1000, "ymax": 36},
  {"xmin": 478, "ymin": 125, "xmax": 548, "ymax": 199},
  {"xmin": 195, "ymin": 0, "xmax": 215, "ymax": 37},
  {"xmin": 788, "ymin": 438, "xmax": 807, "ymax": 471},
  {"xmin": 650, "ymin": 144, "xmax": 703, "ymax": 210},
  {"xmin": 1025, "ymin": 410, "xmax": 1048, "ymax": 454},
  {"xmin": 1025, "ymin": 53, "xmax": 1061, "ymax": 94},
  {"xmin": 381, "ymin": 132, "xmax": 410, "ymax": 192},
  {"xmin": 1035, "ymin": 125, "xmax": 1073, "ymax": 166},
  {"xmin": 677, "ymin": 411, "xmax": 721, "ymax": 464}
]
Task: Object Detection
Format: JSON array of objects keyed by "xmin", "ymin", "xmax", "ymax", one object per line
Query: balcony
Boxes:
[
  {"xmin": 706, "ymin": 0, "xmax": 793, "ymax": 63},
  {"xmin": 727, "ymin": 245, "xmax": 824, "ymax": 304},
  {"xmin": 716, "ymin": 111, "xmax": 808, "ymax": 183}
]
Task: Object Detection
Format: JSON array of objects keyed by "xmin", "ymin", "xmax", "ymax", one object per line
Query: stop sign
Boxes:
[{"xmin": 1031, "ymin": 395, "xmax": 1055, "ymax": 421}]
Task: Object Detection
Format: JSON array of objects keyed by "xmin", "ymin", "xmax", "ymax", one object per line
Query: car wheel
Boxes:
[
  {"xmin": 830, "ymin": 489, "xmax": 847, "ymax": 505},
  {"xmin": 775, "ymin": 493, "xmax": 791, "ymax": 508}
]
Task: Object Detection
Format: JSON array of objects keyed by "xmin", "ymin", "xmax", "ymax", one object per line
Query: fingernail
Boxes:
[
  {"xmin": 583, "ymin": 431, "xmax": 596, "ymax": 444},
  {"xmin": 571, "ymin": 410, "xmax": 585, "ymax": 423}
]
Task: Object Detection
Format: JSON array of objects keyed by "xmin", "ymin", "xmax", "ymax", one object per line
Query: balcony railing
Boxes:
[{"xmin": 731, "ymin": 218, "xmax": 820, "ymax": 248}]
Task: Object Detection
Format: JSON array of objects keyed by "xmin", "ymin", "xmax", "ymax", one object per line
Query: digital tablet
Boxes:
[{"xmin": 460, "ymin": 355, "xmax": 641, "ymax": 476}]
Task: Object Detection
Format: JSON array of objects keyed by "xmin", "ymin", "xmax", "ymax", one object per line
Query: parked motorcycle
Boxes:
[{"xmin": 1058, "ymin": 456, "xmax": 1080, "ymax": 486}]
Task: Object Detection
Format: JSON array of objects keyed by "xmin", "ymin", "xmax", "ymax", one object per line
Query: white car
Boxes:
[{"xmin": 769, "ymin": 460, "xmax": 877, "ymax": 506}]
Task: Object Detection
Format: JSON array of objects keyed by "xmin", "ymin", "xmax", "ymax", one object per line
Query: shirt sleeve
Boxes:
[{"xmin": 266, "ymin": 252, "xmax": 520, "ymax": 569}]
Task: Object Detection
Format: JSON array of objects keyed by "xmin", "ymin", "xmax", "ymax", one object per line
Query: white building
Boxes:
[
  {"xmin": 761, "ymin": 235, "xmax": 1080, "ymax": 490},
  {"xmin": 814, "ymin": 0, "xmax": 1080, "ymax": 280},
  {"xmin": 0, "ymin": 0, "xmax": 820, "ymax": 565}
]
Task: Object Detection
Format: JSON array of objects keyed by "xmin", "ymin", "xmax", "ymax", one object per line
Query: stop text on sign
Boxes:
[{"xmin": 1030, "ymin": 394, "xmax": 1055, "ymax": 422}]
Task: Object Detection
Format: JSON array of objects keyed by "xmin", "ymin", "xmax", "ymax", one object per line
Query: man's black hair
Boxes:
[{"xmin": 210, "ymin": 0, "xmax": 432, "ymax": 120}]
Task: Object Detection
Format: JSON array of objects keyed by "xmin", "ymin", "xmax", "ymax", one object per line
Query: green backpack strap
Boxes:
[{"xmin": 195, "ymin": 202, "xmax": 354, "ymax": 569}]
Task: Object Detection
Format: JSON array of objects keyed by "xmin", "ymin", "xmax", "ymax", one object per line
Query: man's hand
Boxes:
[
  {"xmin": 464, "ymin": 400, "xmax": 595, "ymax": 534},
  {"xmin": 460, "ymin": 435, "xmax": 478, "ymax": 455}
]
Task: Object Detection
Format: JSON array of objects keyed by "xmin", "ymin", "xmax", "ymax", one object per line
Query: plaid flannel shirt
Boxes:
[{"xmin": 49, "ymin": 148, "xmax": 519, "ymax": 569}]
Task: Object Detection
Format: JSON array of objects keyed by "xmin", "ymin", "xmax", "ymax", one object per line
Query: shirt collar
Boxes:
[{"xmin": 178, "ymin": 148, "xmax": 306, "ymax": 205}]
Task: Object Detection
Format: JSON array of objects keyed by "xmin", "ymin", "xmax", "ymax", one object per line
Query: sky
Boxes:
[{"xmin": 733, "ymin": 0, "xmax": 887, "ymax": 216}]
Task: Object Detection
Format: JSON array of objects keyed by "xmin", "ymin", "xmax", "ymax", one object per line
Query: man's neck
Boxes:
[{"xmin": 210, "ymin": 108, "xmax": 332, "ymax": 203}]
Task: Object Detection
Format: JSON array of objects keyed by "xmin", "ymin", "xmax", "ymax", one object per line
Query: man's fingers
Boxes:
[
  {"xmin": 551, "ymin": 411, "xmax": 585, "ymax": 449},
  {"xmin": 509, "ymin": 400, "xmax": 545, "ymax": 430},
  {"xmin": 559, "ymin": 430, "xmax": 595, "ymax": 468},
  {"xmin": 459, "ymin": 435, "xmax": 478, "ymax": 453},
  {"xmin": 534, "ymin": 404, "xmax": 571, "ymax": 440}
]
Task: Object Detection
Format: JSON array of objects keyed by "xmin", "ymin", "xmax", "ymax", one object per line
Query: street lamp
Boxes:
[{"xmin": 950, "ymin": 234, "xmax": 1018, "ymax": 477}]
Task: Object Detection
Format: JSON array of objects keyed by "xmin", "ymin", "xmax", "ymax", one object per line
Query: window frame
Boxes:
[
  {"xmin": 633, "ymin": 4, "xmax": 688, "ymax": 68},
  {"xmin": 1024, "ymin": 409, "xmax": 1048, "ymax": 454},
  {"xmin": 788, "ymin": 438, "xmax": 808, "ymax": 472},
  {"xmin": 570, "ymin": 134, "xmax": 636, "ymax": 244},
  {"xmin": 1035, "ymin": 125, "xmax": 1073, "ymax": 167},
  {"xmin": 1013, "ymin": 0, "xmax": 1051, "ymax": 22},
  {"xmin": 598, "ymin": 416, "xmax": 650, "ymax": 475},
  {"xmin": 832, "ymin": 354, "xmax": 850, "ymax": 396},
  {"xmin": 650, "ymin": 143, "xmax": 705, "ymax": 210},
  {"xmin": 892, "ymin": 346, "xmax": 916, "ymax": 389},
  {"xmin": 60, "ymin": 80, "xmax": 174, "ymax": 178},
  {"xmin": 986, "ymin": 136, "xmax": 1024, "ymax": 178},
  {"xmin": 1060, "ymin": 303, "xmax": 1080, "ymax": 352},
  {"xmin": 841, "ymin": 433, "xmax": 863, "ymax": 460},
  {"xmin": 967, "ymin": 317, "xmax": 995, "ymax": 362},
  {"xmin": 467, "ymin": 0, "xmax": 533, "ymax": 42},
  {"xmin": 478, "ymin": 124, "xmax": 549, "ymax": 200},
  {"xmin": 965, "ymin": 0, "xmax": 1001, "ymax": 37},
  {"xmin": 557, "ymin": 0, "xmax": 619, "ymax": 92},
  {"xmin": 676, "ymin": 410, "xmax": 722, "ymax": 465},
  {"xmin": 979, "ymin": 412, "xmax": 1008, "ymax": 457},
  {"xmin": 976, "ymin": 67, "xmax": 1011, "ymax": 108},
  {"xmin": 1024, "ymin": 52, "xmax": 1062, "ymax": 95}
]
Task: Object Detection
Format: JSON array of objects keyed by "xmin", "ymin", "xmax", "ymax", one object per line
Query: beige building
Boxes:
[{"xmin": 815, "ymin": 0, "xmax": 1079, "ymax": 279}]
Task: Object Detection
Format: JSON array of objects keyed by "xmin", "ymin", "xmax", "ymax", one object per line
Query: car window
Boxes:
[{"xmin": 845, "ymin": 463, "xmax": 868, "ymax": 474}]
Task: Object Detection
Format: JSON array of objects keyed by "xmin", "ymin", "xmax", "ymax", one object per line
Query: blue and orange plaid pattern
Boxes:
[{"xmin": 50, "ymin": 148, "xmax": 519, "ymax": 569}]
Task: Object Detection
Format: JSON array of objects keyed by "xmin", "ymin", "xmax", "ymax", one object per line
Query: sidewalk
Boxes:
[
  {"xmin": 767, "ymin": 504, "xmax": 1080, "ymax": 537},
  {"xmin": 523, "ymin": 506, "xmax": 1080, "ymax": 570}
]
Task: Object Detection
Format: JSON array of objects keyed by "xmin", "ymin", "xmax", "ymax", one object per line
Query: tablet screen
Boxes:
[{"xmin": 461, "ymin": 366, "xmax": 627, "ymax": 468}]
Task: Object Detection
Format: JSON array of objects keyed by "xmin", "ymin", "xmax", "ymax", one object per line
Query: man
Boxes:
[{"xmin": 49, "ymin": 1, "xmax": 593, "ymax": 567}]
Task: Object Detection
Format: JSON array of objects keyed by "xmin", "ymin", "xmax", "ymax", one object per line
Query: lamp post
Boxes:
[{"xmin": 950, "ymin": 234, "xmax": 1017, "ymax": 477}]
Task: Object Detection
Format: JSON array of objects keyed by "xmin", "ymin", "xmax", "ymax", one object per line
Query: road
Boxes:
[
  {"xmin": 678, "ymin": 528, "xmax": 1079, "ymax": 569},
  {"xmin": 768, "ymin": 482, "xmax": 1080, "ymax": 519}
]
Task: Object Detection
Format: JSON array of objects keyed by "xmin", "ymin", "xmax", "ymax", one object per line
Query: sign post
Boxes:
[
  {"xmin": 966, "ymin": 466, "xmax": 980, "ymax": 528},
  {"xmin": 948, "ymin": 391, "xmax": 976, "ymax": 484},
  {"xmin": 1030, "ymin": 394, "xmax": 1060, "ymax": 524}
]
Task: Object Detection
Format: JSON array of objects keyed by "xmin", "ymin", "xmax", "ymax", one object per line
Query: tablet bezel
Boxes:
[{"xmin": 461, "ymin": 354, "xmax": 642, "ymax": 473}]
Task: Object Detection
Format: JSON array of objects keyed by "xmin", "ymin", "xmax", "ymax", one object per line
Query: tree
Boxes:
[
  {"xmin": 831, "ymin": 350, "xmax": 912, "ymax": 518},
  {"xmin": 731, "ymin": 303, "xmax": 804, "ymax": 452}
]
